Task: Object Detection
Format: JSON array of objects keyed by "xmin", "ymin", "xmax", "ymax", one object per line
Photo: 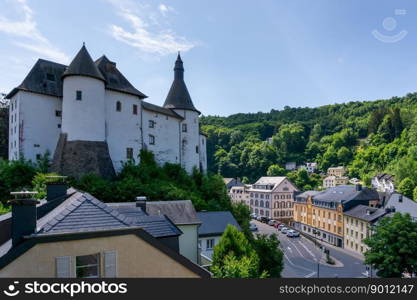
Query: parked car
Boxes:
[
  {"xmin": 249, "ymin": 223, "xmax": 258, "ymax": 232},
  {"xmin": 250, "ymin": 213, "xmax": 257, "ymax": 219},
  {"xmin": 277, "ymin": 224, "xmax": 285, "ymax": 231},
  {"xmin": 256, "ymin": 216, "xmax": 263, "ymax": 221},
  {"xmin": 273, "ymin": 222, "xmax": 282, "ymax": 228},
  {"xmin": 268, "ymin": 220, "xmax": 277, "ymax": 226},
  {"xmin": 281, "ymin": 227, "xmax": 288, "ymax": 234},
  {"xmin": 287, "ymin": 230, "xmax": 300, "ymax": 238},
  {"xmin": 260, "ymin": 217, "xmax": 270, "ymax": 223}
]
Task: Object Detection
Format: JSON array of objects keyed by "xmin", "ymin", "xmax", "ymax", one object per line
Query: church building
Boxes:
[{"xmin": 6, "ymin": 45, "xmax": 207, "ymax": 178}]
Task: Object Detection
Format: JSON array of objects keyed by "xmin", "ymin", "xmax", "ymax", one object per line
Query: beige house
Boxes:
[
  {"xmin": 0, "ymin": 184, "xmax": 209, "ymax": 278},
  {"xmin": 327, "ymin": 166, "xmax": 346, "ymax": 177},
  {"xmin": 249, "ymin": 177, "xmax": 298, "ymax": 221},
  {"xmin": 323, "ymin": 176, "xmax": 349, "ymax": 188},
  {"xmin": 343, "ymin": 205, "xmax": 387, "ymax": 255},
  {"xmin": 229, "ymin": 184, "xmax": 251, "ymax": 207}
]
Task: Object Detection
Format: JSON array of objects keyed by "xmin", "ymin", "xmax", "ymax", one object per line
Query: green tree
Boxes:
[
  {"xmin": 337, "ymin": 146, "xmax": 352, "ymax": 165},
  {"xmin": 364, "ymin": 213, "xmax": 417, "ymax": 277},
  {"xmin": 397, "ymin": 178, "xmax": 415, "ymax": 199},
  {"xmin": 413, "ymin": 186, "xmax": 417, "ymax": 202},
  {"xmin": 211, "ymin": 254, "xmax": 266, "ymax": 278},
  {"xmin": 231, "ymin": 202, "xmax": 252, "ymax": 241},
  {"xmin": 252, "ymin": 234, "xmax": 284, "ymax": 277},
  {"xmin": 267, "ymin": 164, "xmax": 286, "ymax": 176}
]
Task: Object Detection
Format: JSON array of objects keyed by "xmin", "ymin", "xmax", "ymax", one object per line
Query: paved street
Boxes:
[{"xmin": 252, "ymin": 220, "xmax": 370, "ymax": 278}]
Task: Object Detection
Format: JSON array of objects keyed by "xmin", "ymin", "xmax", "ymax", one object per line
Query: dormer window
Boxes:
[
  {"xmin": 76, "ymin": 90, "xmax": 82, "ymax": 101},
  {"xmin": 116, "ymin": 101, "xmax": 122, "ymax": 112},
  {"xmin": 46, "ymin": 73, "xmax": 55, "ymax": 81}
]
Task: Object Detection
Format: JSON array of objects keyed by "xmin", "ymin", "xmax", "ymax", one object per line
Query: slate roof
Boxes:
[
  {"xmin": 344, "ymin": 205, "xmax": 387, "ymax": 223},
  {"xmin": 385, "ymin": 193, "xmax": 417, "ymax": 220},
  {"xmin": 6, "ymin": 59, "xmax": 67, "ymax": 99},
  {"xmin": 197, "ymin": 211, "xmax": 240, "ymax": 237},
  {"xmin": 6, "ymin": 46, "xmax": 146, "ymax": 100},
  {"xmin": 107, "ymin": 203, "xmax": 182, "ymax": 238},
  {"xmin": 95, "ymin": 55, "xmax": 147, "ymax": 98},
  {"xmin": 313, "ymin": 185, "xmax": 379, "ymax": 203},
  {"xmin": 163, "ymin": 53, "xmax": 200, "ymax": 113},
  {"xmin": 146, "ymin": 200, "xmax": 202, "ymax": 225},
  {"xmin": 142, "ymin": 101, "xmax": 183, "ymax": 119}
]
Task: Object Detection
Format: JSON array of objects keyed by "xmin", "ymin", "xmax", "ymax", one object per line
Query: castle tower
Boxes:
[
  {"xmin": 164, "ymin": 53, "xmax": 201, "ymax": 173},
  {"xmin": 51, "ymin": 45, "xmax": 115, "ymax": 179}
]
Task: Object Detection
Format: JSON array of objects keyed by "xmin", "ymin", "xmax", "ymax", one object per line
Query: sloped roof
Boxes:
[
  {"xmin": 344, "ymin": 205, "xmax": 387, "ymax": 222},
  {"xmin": 95, "ymin": 55, "xmax": 147, "ymax": 98},
  {"xmin": 386, "ymin": 193, "xmax": 417, "ymax": 219},
  {"xmin": 146, "ymin": 200, "xmax": 201, "ymax": 225},
  {"xmin": 254, "ymin": 176, "xmax": 286, "ymax": 186},
  {"xmin": 197, "ymin": 211, "xmax": 240, "ymax": 237},
  {"xmin": 313, "ymin": 185, "xmax": 379, "ymax": 203},
  {"xmin": 6, "ymin": 59, "xmax": 67, "ymax": 99},
  {"xmin": 163, "ymin": 53, "xmax": 199, "ymax": 113},
  {"xmin": 62, "ymin": 45, "xmax": 105, "ymax": 82},
  {"xmin": 142, "ymin": 101, "xmax": 183, "ymax": 119}
]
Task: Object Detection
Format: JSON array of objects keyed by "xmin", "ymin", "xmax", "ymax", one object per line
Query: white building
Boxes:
[
  {"xmin": 229, "ymin": 184, "xmax": 251, "ymax": 207},
  {"xmin": 323, "ymin": 175, "xmax": 349, "ymax": 188},
  {"xmin": 6, "ymin": 45, "xmax": 207, "ymax": 178},
  {"xmin": 285, "ymin": 162, "xmax": 297, "ymax": 171},
  {"xmin": 371, "ymin": 173, "xmax": 395, "ymax": 194},
  {"xmin": 298, "ymin": 162, "xmax": 318, "ymax": 173}
]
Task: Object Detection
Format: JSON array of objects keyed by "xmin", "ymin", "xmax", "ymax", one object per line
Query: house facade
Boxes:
[
  {"xmin": 6, "ymin": 45, "xmax": 207, "ymax": 178},
  {"xmin": 323, "ymin": 176, "xmax": 349, "ymax": 188},
  {"xmin": 249, "ymin": 177, "xmax": 298, "ymax": 221},
  {"xmin": 371, "ymin": 173, "xmax": 395, "ymax": 194},
  {"xmin": 327, "ymin": 166, "xmax": 346, "ymax": 177},
  {"xmin": 229, "ymin": 184, "xmax": 251, "ymax": 207}
]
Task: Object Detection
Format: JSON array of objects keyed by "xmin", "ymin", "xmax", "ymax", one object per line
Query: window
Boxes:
[
  {"xmin": 133, "ymin": 104, "xmax": 138, "ymax": 115},
  {"xmin": 55, "ymin": 110, "xmax": 62, "ymax": 117},
  {"xmin": 182, "ymin": 123, "xmax": 187, "ymax": 132},
  {"xmin": 149, "ymin": 120, "xmax": 155, "ymax": 128},
  {"xmin": 58, "ymin": 124, "xmax": 61, "ymax": 128},
  {"xmin": 36, "ymin": 154, "xmax": 41, "ymax": 160},
  {"xmin": 46, "ymin": 73, "xmax": 55, "ymax": 81},
  {"xmin": 196, "ymin": 145, "xmax": 199, "ymax": 153},
  {"xmin": 116, "ymin": 101, "xmax": 122, "ymax": 112},
  {"xmin": 76, "ymin": 90, "xmax": 82, "ymax": 100},
  {"xmin": 126, "ymin": 148, "xmax": 133, "ymax": 159},
  {"xmin": 76, "ymin": 253, "xmax": 100, "ymax": 278},
  {"xmin": 206, "ymin": 239, "xmax": 215, "ymax": 250},
  {"xmin": 149, "ymin": 135, "xmax": 155, "ymax": 145}
]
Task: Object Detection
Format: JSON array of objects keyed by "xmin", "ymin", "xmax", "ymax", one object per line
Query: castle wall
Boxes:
[
  {"xmin": 199, "ymin": 134, "xmax": 207, "ymax": 172},
  {"xmin": 104, "ymin": 90, "xmax": 142, "ymax": 171}
]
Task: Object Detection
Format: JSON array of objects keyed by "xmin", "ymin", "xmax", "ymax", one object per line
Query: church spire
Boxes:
[{"xmin": 163, "ymin": 53, "xmax": 200, "ymax": 114}]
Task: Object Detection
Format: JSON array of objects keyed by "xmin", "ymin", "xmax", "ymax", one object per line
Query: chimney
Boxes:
[
  {"xmin": 45, "ymin": 176, "xmax": 68, "ymax": 201},
  {"xmin": 355, "ymin": 184, "xmax": 362, "ymax": 191},
  {"xmin": 135, "ymin": 196, "xmax": 147, "ymax": 212},
  {"xmin": 9, "ymin": 191, "xmax": 39, "ymax": 247},
  {"xmin": 398, "ymin": 195, "xmax": 403, "ymax": 203},
  {"xmin": 366, "ymin": 209, "xmax": 371, "ymax": 215}
]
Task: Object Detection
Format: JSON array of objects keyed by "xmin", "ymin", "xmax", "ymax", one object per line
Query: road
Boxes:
[{"xmin": 252, "ymin": 220, "xmax": 370, "ymax": 278}]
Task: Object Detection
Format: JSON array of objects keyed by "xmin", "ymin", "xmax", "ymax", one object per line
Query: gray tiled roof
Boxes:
[
  {"xmin": 95, "ymin": 55, "xmax": 147, "ymax": 98},
  {"xmin": 146, "ymin": 200, "xmax": 202, "ymax": 225},
  {"xmin": 107, "ymin": 203, "xmax": 182, "ymax": 237},
  {"xmin": 197, "ymin": 211, "xmax": 240, "ymax": 237},
  {"xmin": 62, "ymin": 45, "xmax": 105, "ymax": 82},
  {"xmin": 386, "ymin": 193, "xmax": 417, "ymax": 220},
  {"xmin": 344, "ymin": 205, "xmax": 387, "ymax": 222},
  {"xmin": 313, "ymin": 185, "xmax": 379, "ymax": 203},
  {"xmin": 142, "ymin": 101, "xmax": 183, "ymax": 119}
]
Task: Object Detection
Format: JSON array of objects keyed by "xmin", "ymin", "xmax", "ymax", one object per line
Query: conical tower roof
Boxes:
[
  {"xmin": 163, "ymin": 53, "xmax": 199, "ymax": 113},
  {"xmin": 62, "ymin": 44, "xmax": 105, "ymax": 82}
]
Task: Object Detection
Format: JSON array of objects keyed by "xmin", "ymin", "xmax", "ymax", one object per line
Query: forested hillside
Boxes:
[{"xmin": 200, "ymin": 92, "xmax": 417, "ymax": 197}]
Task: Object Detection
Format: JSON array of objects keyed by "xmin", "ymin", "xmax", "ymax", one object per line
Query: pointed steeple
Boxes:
[
  {"xmin": 62, "ymin": 44, "xmax": 105, "ymax": 82},
  {"xmin": 163, "ymin": 53, "xmax": 199, "ymax": 113}
]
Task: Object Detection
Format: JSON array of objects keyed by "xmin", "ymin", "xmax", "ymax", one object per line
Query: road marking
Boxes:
[
  {"xmin": 283, "ymin": 253, "xmax": 315, "ymax": 273},
  {"xmin": 297, "ymin": 240, "xmax": 317, "ymax": 260},
  {"xmin": 304, "ymin": 272, "xmax": 316, "ymax": 278},
  {"xmin": 287, "ymin": 247, "xmax": 293, "ymax": 253},
  {"xmin": 286, "ymin": 238, "xmax": 305, "ymax": 258}
]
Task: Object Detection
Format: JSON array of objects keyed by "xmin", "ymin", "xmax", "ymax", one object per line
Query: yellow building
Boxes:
[
  {"xmin": 327, "ymin": 166, "xmax": 346, "ymax": 177},
  {"xmin": 293, "ymin": 185, "xmax": 380, "ymax": 248}
]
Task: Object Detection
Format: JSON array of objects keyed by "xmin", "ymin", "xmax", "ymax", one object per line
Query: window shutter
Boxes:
[
  {"xmin": 104, "ymin": 251, "xmax": 117, "ymax": 278},
  {"xmin": 56, "ymin": 256, "xmax": 72, "ymax": 278}
]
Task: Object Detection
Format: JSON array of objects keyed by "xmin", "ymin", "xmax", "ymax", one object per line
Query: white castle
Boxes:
[{"xmin": 6, "ymin": 45, "xmax": 207, "ymax": 178}]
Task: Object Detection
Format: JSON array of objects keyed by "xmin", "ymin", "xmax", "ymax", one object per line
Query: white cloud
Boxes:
[
  {"xmin": 0, "ymin": 0, "xmax": 69, "ymax": 63},
  {"xmin": 107, "ymin": 0, "xmax": 195, "ymax": 56},
  {"xmin": 158, "ymin": 4, "xmax": 174, "ymax": 16}
]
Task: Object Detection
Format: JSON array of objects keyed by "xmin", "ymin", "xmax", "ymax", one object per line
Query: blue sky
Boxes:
[{"xmin": 1, "ymin": 0, "xmax": 417, "ymax": 116}]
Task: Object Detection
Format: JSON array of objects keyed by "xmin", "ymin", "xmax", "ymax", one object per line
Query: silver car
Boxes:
[{"xmin": 281, "ymin": 227, "xmax": 288, "ymax": 234}]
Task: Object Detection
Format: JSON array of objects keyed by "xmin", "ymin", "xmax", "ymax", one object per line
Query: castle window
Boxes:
[
  {"xmin": 196, "ymin": 145, "xmax": 199, "ymax": 153},
  {"xmin": 182, "ymin": 123, "xmax": 187, "ymax": 132},
  {"xmin": 58, "ymin": 124, "xmax": 61, "ymax": 128},
  {"xmin": 149, "ymin": 120, "xmax": 155, "ymax": 128},
  {"xmin": 149, "ymin": 135, "xmax": 155, "ymax": 145},
  {"xmin": 36, "ymin": 154, "xmax": 41, "ymax": 160},
  {"xmin": 116, "ymin": 101, "xmax": 122, "ymax": 112},
  {"xmin": 133, "ymin": 104, "xmax": 138, "ymax": 115},
  {"xmin": 55, "ymin": 110, "xmax": 62, "ymax": 117},
  {"xmin": 76, "ymin": 90, "xmax": 82, "ymax": 101},
  {"xmin": 46, "ymin": 73, "xmax": 55, "ymax": 81},
  {"xmin": 126, "ymin": 148, "xmax": 133, "ymax": 159}
]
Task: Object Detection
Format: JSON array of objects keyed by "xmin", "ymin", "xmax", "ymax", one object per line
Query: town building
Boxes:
[
  {"xmin": 223, "ymin": 178, "xmax": 244, "ymax": 191},
  {"xmin": 229, "ymin": 184, "xmax": 251, "ymax": 207},
  {"xmin": 285, "ymin": 162, "xmax": 297, "ymax": 171},
  {"xmin": 298, "ymin": 162, "xmax": 318, "ymax": 173},
  {"xmin": 249, "ymin": 177, "xmax": 298, "ymax": 221},
  {"xmin": 343, "ymin": 205, "xmax": 387, "ymax": 255},
  {"xmin": 323, "ymin": 175, "xmax": 349, "ymax": 188},
  {"xmin": 372, "ymin": 173, "xmax": 395, "ymax": 194},
  {"xmin": 327, "ymin": 166, "xmax": 346, "ymax": 177},
  {"xmin": 293, "ymin": 185, "xmax": 380, "ymax": 247},
  {"xmin": 384, "ymin": 193, "xmax": 417, "ymax": 221},
  {"xmin": 0, "ymin": 183, "xmax": 209, "ymax": 278},
  {"xmin": 196, "ymin": 211, "xmax": 240, "ymax": 264},
  {"xmin": 6, "ymin": 45, "xmax": 207, "ymax": 178},
  {"xmin": 144, "ymin": 200, "xmax": 201, "ymax": 264}
]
